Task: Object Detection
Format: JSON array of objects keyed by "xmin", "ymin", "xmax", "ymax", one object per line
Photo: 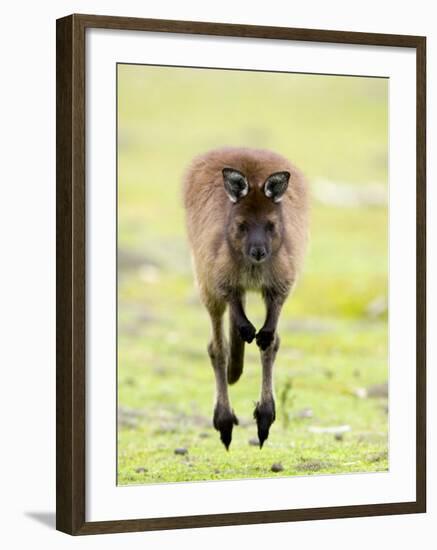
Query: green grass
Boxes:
[{"xmin": 117, "ymin": 65, "xmax": 388, "ymax": 485}]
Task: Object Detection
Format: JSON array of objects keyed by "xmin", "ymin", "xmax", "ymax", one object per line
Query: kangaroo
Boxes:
[{"xmin": 183, "ymin": 147, "xmax": 309, "ymax": 449}]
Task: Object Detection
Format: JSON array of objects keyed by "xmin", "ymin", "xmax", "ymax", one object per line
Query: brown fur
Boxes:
[
  {"xmin": 183, "ymin": 147, "xmax": 308, "ymax": 300},
  {"xmin": 182, "ymin": 147, "xmax": 309, "ymax": 448}
]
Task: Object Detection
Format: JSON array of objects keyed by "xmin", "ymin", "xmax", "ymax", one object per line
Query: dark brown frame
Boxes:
[{"xmin": 56, "ymin": 13, "xmax": 426, "ymax": 536}]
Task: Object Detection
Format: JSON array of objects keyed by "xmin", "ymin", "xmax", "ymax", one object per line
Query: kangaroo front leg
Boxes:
[
  {"xmin": 207, "ymin": 303, "xmax": 238, "ymax": 450},
  {"xmin": 256, "ymin": 287, "xmax": 285, "ymax": 350},
  {"xmin": 228, "ymin": 289, "xmax": 256, "ymax": 344}
]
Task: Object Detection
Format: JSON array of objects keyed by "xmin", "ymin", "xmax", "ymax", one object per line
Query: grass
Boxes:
[{"xmin": 117, "ymin": 65, "xmax": 388, "ymax": 485}]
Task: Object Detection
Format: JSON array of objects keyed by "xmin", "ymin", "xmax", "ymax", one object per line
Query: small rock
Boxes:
[
  {"xmin": 249, "ymin": 437, "xmax": 260, "ymax": 446},
  {"xmin": 296, "ymin": 408, "xmax": 313, "ymax": 419},
  {"xmin": 135, "ymin": 467, "xmax": 147, "ymax": 473},
  {"xmin": 174, "ymin": 447, "xmax": 188, "ymax": 456},
  {"xmin": 334, "ymin": 433, "xmax": 344, "ymax": 441},
  {"xmin": 199, "ymin": 432, "xmax": 210, "ymax": 439},
  {"xmin": 271, "ymin": 463, "xmax": 284, "ymax": 473}
]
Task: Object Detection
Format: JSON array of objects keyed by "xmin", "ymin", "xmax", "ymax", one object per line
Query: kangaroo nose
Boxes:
[{"xmin": 249, "ymin": 246, "xmax": 267, "ymax": 262}]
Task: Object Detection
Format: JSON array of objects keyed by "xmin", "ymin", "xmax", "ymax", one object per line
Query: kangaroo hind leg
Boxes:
[{"xmin": 206, "ymin": 300, "xmax": 238, "ymax": 449}]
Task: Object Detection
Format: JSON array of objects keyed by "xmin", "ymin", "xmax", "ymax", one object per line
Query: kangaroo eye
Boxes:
[
  {"xmin": 266, "ymin": 221, "xmax": 275, "ymax": 232},
  {"xmin": 238, "ymin": 222, "xmax": 247, "ymax": 232}
]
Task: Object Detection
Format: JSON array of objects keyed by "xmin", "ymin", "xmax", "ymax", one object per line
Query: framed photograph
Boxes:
[{"xmin": 56, "ymin": 14, "xmax": 426, "ymax": 535}]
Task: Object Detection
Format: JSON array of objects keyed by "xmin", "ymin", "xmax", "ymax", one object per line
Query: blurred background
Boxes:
[{"xmin": 117, "ymin": 64, "xmax": 388, "ymax": 485}]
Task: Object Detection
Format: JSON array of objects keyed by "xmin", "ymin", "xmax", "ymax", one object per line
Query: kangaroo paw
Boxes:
[
  {"xmin": 238, "ymin": 322, "xmax": 256, "ymax": 344},
  {"xmin": 255, "ymin": 328, "xmax": 275, "ymax": 351}
]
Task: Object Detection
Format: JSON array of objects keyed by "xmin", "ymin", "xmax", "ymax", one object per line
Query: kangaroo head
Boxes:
[{"xmin": 223, "ymin": 168, "xmax": 290, "ymax": 264}]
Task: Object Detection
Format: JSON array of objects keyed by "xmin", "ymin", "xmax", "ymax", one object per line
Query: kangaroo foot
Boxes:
[
  {"xmin": 253, "ymin": 400, "xmax": 276, "ymax": 448},
  {"xmin": 213, "ymin": 403, "xmax": 239, "ymax": 450}
]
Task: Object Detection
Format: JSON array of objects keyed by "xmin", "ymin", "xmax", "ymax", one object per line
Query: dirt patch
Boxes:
[{"xmin": 295, "ymin": 460, "xmax": 333, "ymax": 472}]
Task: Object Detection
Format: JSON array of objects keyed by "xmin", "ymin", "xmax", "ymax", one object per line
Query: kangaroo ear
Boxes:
[
  {"xmin": 222, "ymin": 168, "xmax": 249, "ymax": 203},
  {"xmin": 263, "ymin": 171, "xmax": 290, "ymax": 203}
]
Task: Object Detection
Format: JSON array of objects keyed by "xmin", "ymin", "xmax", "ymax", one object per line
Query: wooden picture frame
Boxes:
[{"xmin": 56, "ymin": 13, "xmax": 426, "ymax": 535}]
